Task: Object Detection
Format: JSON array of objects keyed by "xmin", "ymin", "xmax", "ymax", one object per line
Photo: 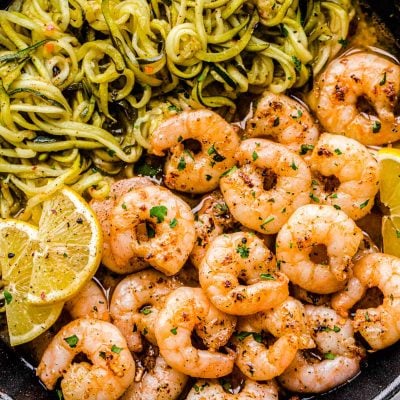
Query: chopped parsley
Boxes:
[
  {"xmin": 300, "ymin": 144, "xmax": 314, "ymax": 155},
  {"xmin": 334, "ymin": 148, "xmax": 342, "ymax": 155},
  {"xmin": 111, "ymin": 344, "xmax": 122, "ymax": 354},
  {"xmin": 170, "ymin": 327, "xmax": 178, "ymax": 335},
  {"xmin": 205, "ymin": 174, "xmax": 212, "ymax": 181},
  {"xmin": 396, "ymin": 229, "xmax": 400, "ymax": 239},
  {"xmin": 380, "ymin": 72, "xmax": 387, "ymax": 86},
  {"xmin": 324, "ymin": 352, "xmax": 336, "ymax": 360},
  {"xmin": 252, "ymin": 151, "xmax": 259, "ymax": 161},
  {"xmin": 273, "ymin": 116, "xmax": 280, "ymax": 127},
  {"xmin": 3, "ymin": 290, "xmax": 12, "ymax": 304},
  {"xmin": 338, "ymin": 38, "xmax": 348, "ymax": 47},
  {"xmin": 236, "ymin": 242, "xmax": 250, "ymax": 258},
  {"xmin": 359, "ymin": 199, "xmax": 369, "ymax": 209},
  {"xmin": 260, "ymin": 217, "xmax": 275, "ymax": 229},
  {"xmin": 140, "ymin": 306, "xmax": 152, "ymax": 315},
  {"xmin": 207, "ymin": 144, "xmax": 225, "ymax": 162},
  {"xmin": 150, "ymin": 205, "xmax": 168, "ymax": 223},
  {"xmin": 260, "ymin": 273, "xmax": 275, "ymax": 280},
  {"xmin": 333, "ymin": 204, "xmax": 341, "ymax": 210},
  {"xmin": 121, "ymin": 202, "xmax": 127, "ymax": 210},
  {"xmin": 220, "ymin": 165, "xmax": 238, "ymax": 177},
  {"xmin": 177, "ymin": 156, "xmax": 186, "ymax": 171},
  {"xmin": 169, "ymin": 218, "xmax": 178, "ymax": 228},
  {"xmin": 64, "ymin": 334, "xmax": 79, "ymax": 348},
  {"xmin": 290, "ymin": 160, "xmax": 298, "ymax": 170},
  {"xmin": 107, "ymin": 149, "xmax": 116, "ymax": 157},
  {"xmin": 309, "ymin": 193, "xmax": 320, "ymax": 202},
  {"xmin": 234, "ymin": 331, "xmax": 252, "ymax": 341},
  {"xmin": 372, "ymin": 121, "xmax": 381, "ymax": 133}
]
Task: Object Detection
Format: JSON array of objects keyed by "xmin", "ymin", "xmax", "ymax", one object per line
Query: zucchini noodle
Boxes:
[{"xmin": 0, "ymin": 0, "xmax": 354, "ymax": 218}]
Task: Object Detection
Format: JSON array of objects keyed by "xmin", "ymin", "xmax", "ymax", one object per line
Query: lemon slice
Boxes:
[
  {"xmin": 378, "ymin": 148, "xmax": 400, "ymax": 257},
  {"xmin": 27, "ymin": 186, "xmax": 102, "ymax": 305},
  {"xmin": 0, "ymin": 220, "xmax": 63, "ymax": 346}
]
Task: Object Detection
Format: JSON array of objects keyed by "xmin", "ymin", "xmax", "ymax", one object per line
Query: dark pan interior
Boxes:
[{"xmin": 1, "ymin": 0, "xmax": 400, "ymax": 399}]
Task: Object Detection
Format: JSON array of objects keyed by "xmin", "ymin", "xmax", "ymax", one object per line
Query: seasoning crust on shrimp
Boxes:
[
  {"xmin": 110, "ymin": 185, "xmax": 196, "ymax": 276},
  {"xmin": 276, "ymin": 204, "xmax": 363, "ymax": 294},
  {"xmin": 155, "ymin": 286, "xmax": 237, "ymax": 378},
  {"xmin": 308, "ymin": 51, "xmax": 400, "ymax": 145},
  {"xmin": 36, "ymin": 318, "xmax": 135, "ymax": 400},
  {"xmin": 245, "ymin": 91, "xmax": 319, "ymax": 157},
  {"xmin": 309, "ymin": 133, "xmax": 379, "ymax": 220},
  {"xmin": 220, "ymin": 138, "xmax": 311, "ymax": 235},
  {"xmin": 199, "ymin": 232, "xmax": 289, "ymax": 315},
  {"xmin": 149, "ymin": 109, "xmax": 240, "ymax": 193},
  {"xmin": 110, "ymin": 269, "xmax": 183, "ymax": 351}
]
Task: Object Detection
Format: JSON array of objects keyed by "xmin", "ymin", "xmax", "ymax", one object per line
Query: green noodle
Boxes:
[{"xmin": 0, "ymin": 0, "xmax": 354, "ymax": 218}]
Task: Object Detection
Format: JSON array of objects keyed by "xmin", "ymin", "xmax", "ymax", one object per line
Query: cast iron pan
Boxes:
[{"xmin": 1, "ymin": 0, "xmax": 400, "ymax": 399}]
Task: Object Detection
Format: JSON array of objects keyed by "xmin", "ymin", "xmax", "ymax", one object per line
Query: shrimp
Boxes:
[
  {"xmin": 149, "ymin": 109, "xmax": 240, "ymax": 193},
  {"xmin": 90, "ymin": 177, "xmax": 154, "ymax": 274},
  {"xmin": 186, "ymin": 379, "xmax": 279, "ymax": 400},
  {"xmin": 121, "ymin": 355, "xmax": 188, "ymax": 400},
  {"xmin": 276, "ymin": 204, "xmax": 363, "ymax": 294},
  {"xmin": 154, "ymin": 286, "xmax": 237, "ymax": 378},
  {"xmin": 233, "ymin": 314, "xmax": 299, "ymax": 380},
  {"xmin": 110, "ymin": 185, "xmax": 196, "ymax": 276},
  {"xmin": 245, "ymin": 92, "xmax": 319, "ymax": 157},
  {"xmin": 278, "ymin": 305, "xmax": 364, "ymax": 394},
  {"xmin": 244, "ymin": 297, "xmax": 315, "ymax": 350},
  {"xmin": 220, "ymin": 139, "xmax": 311, "ymax": 234},
  {"xmin": 199, "ymin": 232, "xmax": 289, "ymax": 315},
  {"xmin": 65, "ymin": 280, "xmax": 110, "ymax": 321},
  {"xmin": 109, "ymin": 269, "xmax": 182, "ymax": 352},
  {"xmin": 308, "ymin": 51, "xmax": 400, "ymax": 145},
  {"xmin": 332, "ymin": 253, "xmax": 400, "ymax": 350},
  {"xmin": 36, "ymin": 318, "xmax": 135, "ymax": 400},
  {"xmin": 309, "ymin": 133, "xmax": 379, "ymax": 220},
  {"xmin": 190, "ymin": 190, "xmax": 239, "ymax": 269}
]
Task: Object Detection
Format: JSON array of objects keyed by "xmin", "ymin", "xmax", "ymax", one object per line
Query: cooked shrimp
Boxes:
[
  {"xmin": 199, "ymin": 232, "xmax": 289, "ymax": 315},
  {"xmin": 36, "ymin": 318, "xmax": 135, "ymax": 400},
  {"xmin": 121, "ymin": 355, "xmax": 188, "ymax": 400},
  {"xmin": 155, "ymin": 287, "xmax": 237, "ymax": 378},
  {"xmin": 308, "ymin": 51, "xmax": 400, "ymax": 145},
  {"xmin": 244, "ymin": 297, "xmax": 315, "ymax": 350},
  {"xmin": 309, "ymin": 133, "xmax": 379, "ymax": 220},
  {"xmin": 149, "ymin": 109, "xmax": 240, "ymax": 193},
  {"xmin": 233, "ymin": 314, "xmax": 299, "ymax": 380},
  {"xmin": 190, "ymin": 190, "xmax": 239, "ymax": 268},
  {"xmin": 276, "ymin": 204, "xmax": 363, "ymax": 294},
  {"xmin": 65, "ymin": 280, "xmax": 110, "ymax": 321},
  {"xmin": 278, "ymin": 305, "xmax": 364, "ymax": 394},
  {"xmin": 332, "ymin": 253, "xmax": 400, "ymax": 350},
  {"xmin": 220, "ymin": 139, "xmax": 311, "ymax": 234},
  {"xmin": 90, "ymin": 177, "xmax": 153, "ymax": 274},
  {"xmin": 110, "ymin": 269, "xmax": 182, "ymax": 352},
  {"xmin": 110, "ymin": 185, "xmax": 196, "ymax": 276},
  {"xmin": 278, "ymin": 352, "xmax": 360, "ymax": 394},
  {"xmin": 245, "ymin": 92, "xmax": 319, "ymax": 157},
  {"xmin": 186, "ymin": 379, "xmax": 279, "ymax": 400}
]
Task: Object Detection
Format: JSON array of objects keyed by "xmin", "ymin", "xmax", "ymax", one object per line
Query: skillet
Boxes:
[{"xmin": 0, "ymin": 0, "xmax": 399, "ymax": 398}]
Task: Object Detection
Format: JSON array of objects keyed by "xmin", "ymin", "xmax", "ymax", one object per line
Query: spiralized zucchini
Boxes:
[{"xmin": 0, "ymin": 0, "xmax": 354, "ymax": 218}]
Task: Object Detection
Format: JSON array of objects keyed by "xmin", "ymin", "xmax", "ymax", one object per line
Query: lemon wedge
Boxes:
[
  {"xmin": 378, "ymin": 148, "xmax": 400, "ymax": 257},
  {"xmin": 0, "ymin": 219, "xmax": 63, "ymax": 346},
  {"xmin": 27, "ymin": 186, "xmax": 103, "ymax": 305}
]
